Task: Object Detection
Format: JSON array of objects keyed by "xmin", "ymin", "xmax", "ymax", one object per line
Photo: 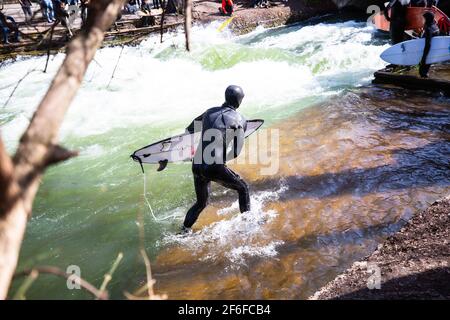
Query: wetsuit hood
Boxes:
[
  {"xmin": 225, "ymin": 85, "xmax": 245, "ymax": 109},
  {"xmin": 423, "ymin": 11, "xmax": 435, "ymax": 26}
]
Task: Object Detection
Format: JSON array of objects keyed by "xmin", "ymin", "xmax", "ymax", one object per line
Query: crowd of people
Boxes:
[
  {"xmin": 0, "ymin": 0, "xmax": 289, "ymax": 45},
  {"xmin": 0, "ymin": 0, "xmax": 90, "ymax": 44}
]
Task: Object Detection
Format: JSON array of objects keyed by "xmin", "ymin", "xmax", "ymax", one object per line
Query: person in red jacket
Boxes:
[
  {"xmin": 437, "ymin": 16, "xmax": 450, "ymax": 35},
  {"xmin": 219, "ymin": 0, "xmax": 233, "ymax": 16}
]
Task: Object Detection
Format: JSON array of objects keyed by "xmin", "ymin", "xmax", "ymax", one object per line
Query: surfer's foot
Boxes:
[
  {"xmin": 178, "ymin": 225, "xmax": 192, "ymax": 235},
  {"xmin": 240, "ymin": 210, "xmax": 254, "ymax": 220}
]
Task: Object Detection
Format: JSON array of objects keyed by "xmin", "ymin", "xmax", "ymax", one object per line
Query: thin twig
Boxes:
[
  {"xmin": 133, "ymin": 196, "xmax": 167, "ymax": 300},
  {"xmin": 2, "ymin": 68, "xmax": 38, "ymax": 109},
  {"xmin": 0, "ymin": 83, "xmax": 15, "ymax": 91},
  {"xmin": 98, "ymin": 252, "xmax": 123, "ymax": 298},
  {"xmin": 12, "ymin": 269, "xmax": 39, "ymax": 300},
  {"xmin": 13, "ymin": 266, "xmax": 108, "ymax": 300},
  {"xmin": 35, "ymin": 18, "xmax": 61, "ymax": 48},
  {"xmin": 140, "ymin": 249, "xmax": 155, "ymax": 298},
  {"xmin": 92, "ymin": 58, "xmax": 103, "ymax": 68},
  {"xmin": 44, "ymin": 22, "xmax": 58, "ymax": 73},
  {"xmin": 107, "ymin": 46, "xmax": 124, "ymax": 88},
  {"xmin": 137, "ymin": 203, "xmax": 154, "ymax": 298},
  {"xmin": 130, "ymin": 282, "xmax": 150, "ymax": 297}
]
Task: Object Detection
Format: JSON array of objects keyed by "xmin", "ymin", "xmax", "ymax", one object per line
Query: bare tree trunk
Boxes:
[
  {"xmin": 0, "ymin": 139, "xmax": 26, "ymax": 300},
  {"xmin": 0, "ymin": 0, "xmax": 127, "ymax": 300},
  {"xmin": 184, "ymin": 0, "xmax": 192, "ymax": 51}
]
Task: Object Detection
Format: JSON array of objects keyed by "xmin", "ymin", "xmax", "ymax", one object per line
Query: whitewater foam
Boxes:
[{"xmin": 160, "ymin": 182, "xmax": 288, "ymax": 267}]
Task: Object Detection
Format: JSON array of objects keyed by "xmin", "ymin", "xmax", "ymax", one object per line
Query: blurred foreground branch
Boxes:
[
  {"xmin": 13, "ymin": 266, "xmax": 108, "ymax": 300},
  {"xmin": 0, "ymin": 0, "xmax": 127, "ymax": 299}
]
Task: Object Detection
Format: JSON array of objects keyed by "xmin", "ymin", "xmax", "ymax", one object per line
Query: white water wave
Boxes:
[{"xmin": 160, "ymin": 182, "xmax": 288, "ymax": 267}]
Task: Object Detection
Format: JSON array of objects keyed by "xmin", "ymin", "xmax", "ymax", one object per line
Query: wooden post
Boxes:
[{"xmin": 184, "ymin": 0, "xmax": 192, "ymax": 51}]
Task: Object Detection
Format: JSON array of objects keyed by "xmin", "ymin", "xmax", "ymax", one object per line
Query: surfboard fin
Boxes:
[{"xmin": 157, "ymin": 159, "xmax": 169, "ymax": 172}]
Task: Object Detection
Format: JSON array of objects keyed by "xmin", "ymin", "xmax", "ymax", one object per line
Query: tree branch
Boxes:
[
  {"xmin": 0, "ymin": 0, "xmax": 127, "ymax": 300},
  {"xmin": 2, "ymin": 69, "xmax": 38, "ymax": 109},
  {"xmin": 45, "ymin": 144, "xmax": 78, "ymax": 167},
  {"xmin": 43, "ymin": 21, "xmax": 59, "ymax": 74},
  {"xmin": 13, "ymin": 266, "xmax": 108, "ymax": 300}
]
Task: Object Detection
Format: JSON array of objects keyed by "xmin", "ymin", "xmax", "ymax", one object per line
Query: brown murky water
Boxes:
[{"xmin": 150, "ymin": 86, "xmax": 450, "ymax": 299}]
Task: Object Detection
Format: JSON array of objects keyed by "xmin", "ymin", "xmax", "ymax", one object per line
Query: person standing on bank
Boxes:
[
  {"xmin": 219, "ymin": 0, "xmax": 234, "ymax": 16},
  {"xmin": 0, "ymin": 11, "xmax": 20, "ymax": 44},
  {"xmin": 419, "ymin": 11, "xmax": 439, "ymax": 78},
  {"xmin": 384, "ymin": 0, "xmax": 410, "ymax": 45}
]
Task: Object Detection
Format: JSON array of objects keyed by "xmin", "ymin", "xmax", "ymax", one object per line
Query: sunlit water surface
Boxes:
[{"xmin": 0, "ymin": 20, "xmax": 448, "ymax": 299}]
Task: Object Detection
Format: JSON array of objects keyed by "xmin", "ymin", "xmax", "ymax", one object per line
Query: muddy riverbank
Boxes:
[{"xmin": 310, "ymin": 195, "xmax": 450, "ymax": 300}]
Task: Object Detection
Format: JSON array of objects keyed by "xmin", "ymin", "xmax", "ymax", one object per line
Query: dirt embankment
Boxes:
[
  {"xmin": 225, "ymin": 1, "xmax": 338, "ymax": 34},
  {"xmin": 310, "ymin": 196, "xmax": 450, "ymax": 300}
]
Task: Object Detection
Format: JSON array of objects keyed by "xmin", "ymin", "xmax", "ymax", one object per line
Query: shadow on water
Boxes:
[
  {"xmin": 283, "ymin": 220, "xmax": 405, "ymax": 253},
  {"xmin": 254, "ymin": 141, "xmax": 450, "ymax": 202}
]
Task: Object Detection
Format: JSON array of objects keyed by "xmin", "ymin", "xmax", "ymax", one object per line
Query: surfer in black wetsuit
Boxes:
[
  {"xmin": 419, "ymin": 11, "xmax": 439, "ymax": 78},
  {"xmin": 384, "ymin": 0, "xmax": 410, "ymax": 45},
  {"xmin": 182, "ymin": 85, "xmax": 250, "ymax": 232}
]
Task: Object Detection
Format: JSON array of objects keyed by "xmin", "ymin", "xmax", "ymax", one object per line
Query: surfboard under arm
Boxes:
[
  {"xmin": 131, "ymin": 119, "xmax": 265, "ymax": 172},
  {"xmin": 380, "ymin": 36, "xmax": 450, "ymax": 66}
]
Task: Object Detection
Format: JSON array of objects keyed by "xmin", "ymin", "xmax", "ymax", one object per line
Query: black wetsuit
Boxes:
[
  {"xmin": 420, "ymin": 15, "xmax": 439, "ymax": 77},
  {"xmin": 384, "ymin": 0, "xmax": 409, "ymax": 45},
  {"xmin": 183, "ymin": 104, "xmax": 250, "ymax": 228}
]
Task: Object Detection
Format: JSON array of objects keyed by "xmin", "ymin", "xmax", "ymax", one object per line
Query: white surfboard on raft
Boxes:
[
  {"xmin": 380, "ymin": 36, "xmax": 450, "ymax": 66},
  {"xmin": 131, "ymin": 119, "xmax": 264, "ymax": 172}
]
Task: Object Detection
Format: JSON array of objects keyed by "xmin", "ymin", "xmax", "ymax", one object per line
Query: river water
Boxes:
[{"xmin": 0, "ymin": 19, "xmax": 449, "ymax": 299}]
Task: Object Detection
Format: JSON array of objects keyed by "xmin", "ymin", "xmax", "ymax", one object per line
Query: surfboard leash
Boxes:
[
  {"xmin": 143, "ymin": 173, "xmax": 158, "ymax": 221},
  {"xmin": 142, "ymin": 172, "xmax": 181, "ymax": 223},
  {"xmin": 131, "ymin": 155, "xmax": 145, "ymax": 173}
]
